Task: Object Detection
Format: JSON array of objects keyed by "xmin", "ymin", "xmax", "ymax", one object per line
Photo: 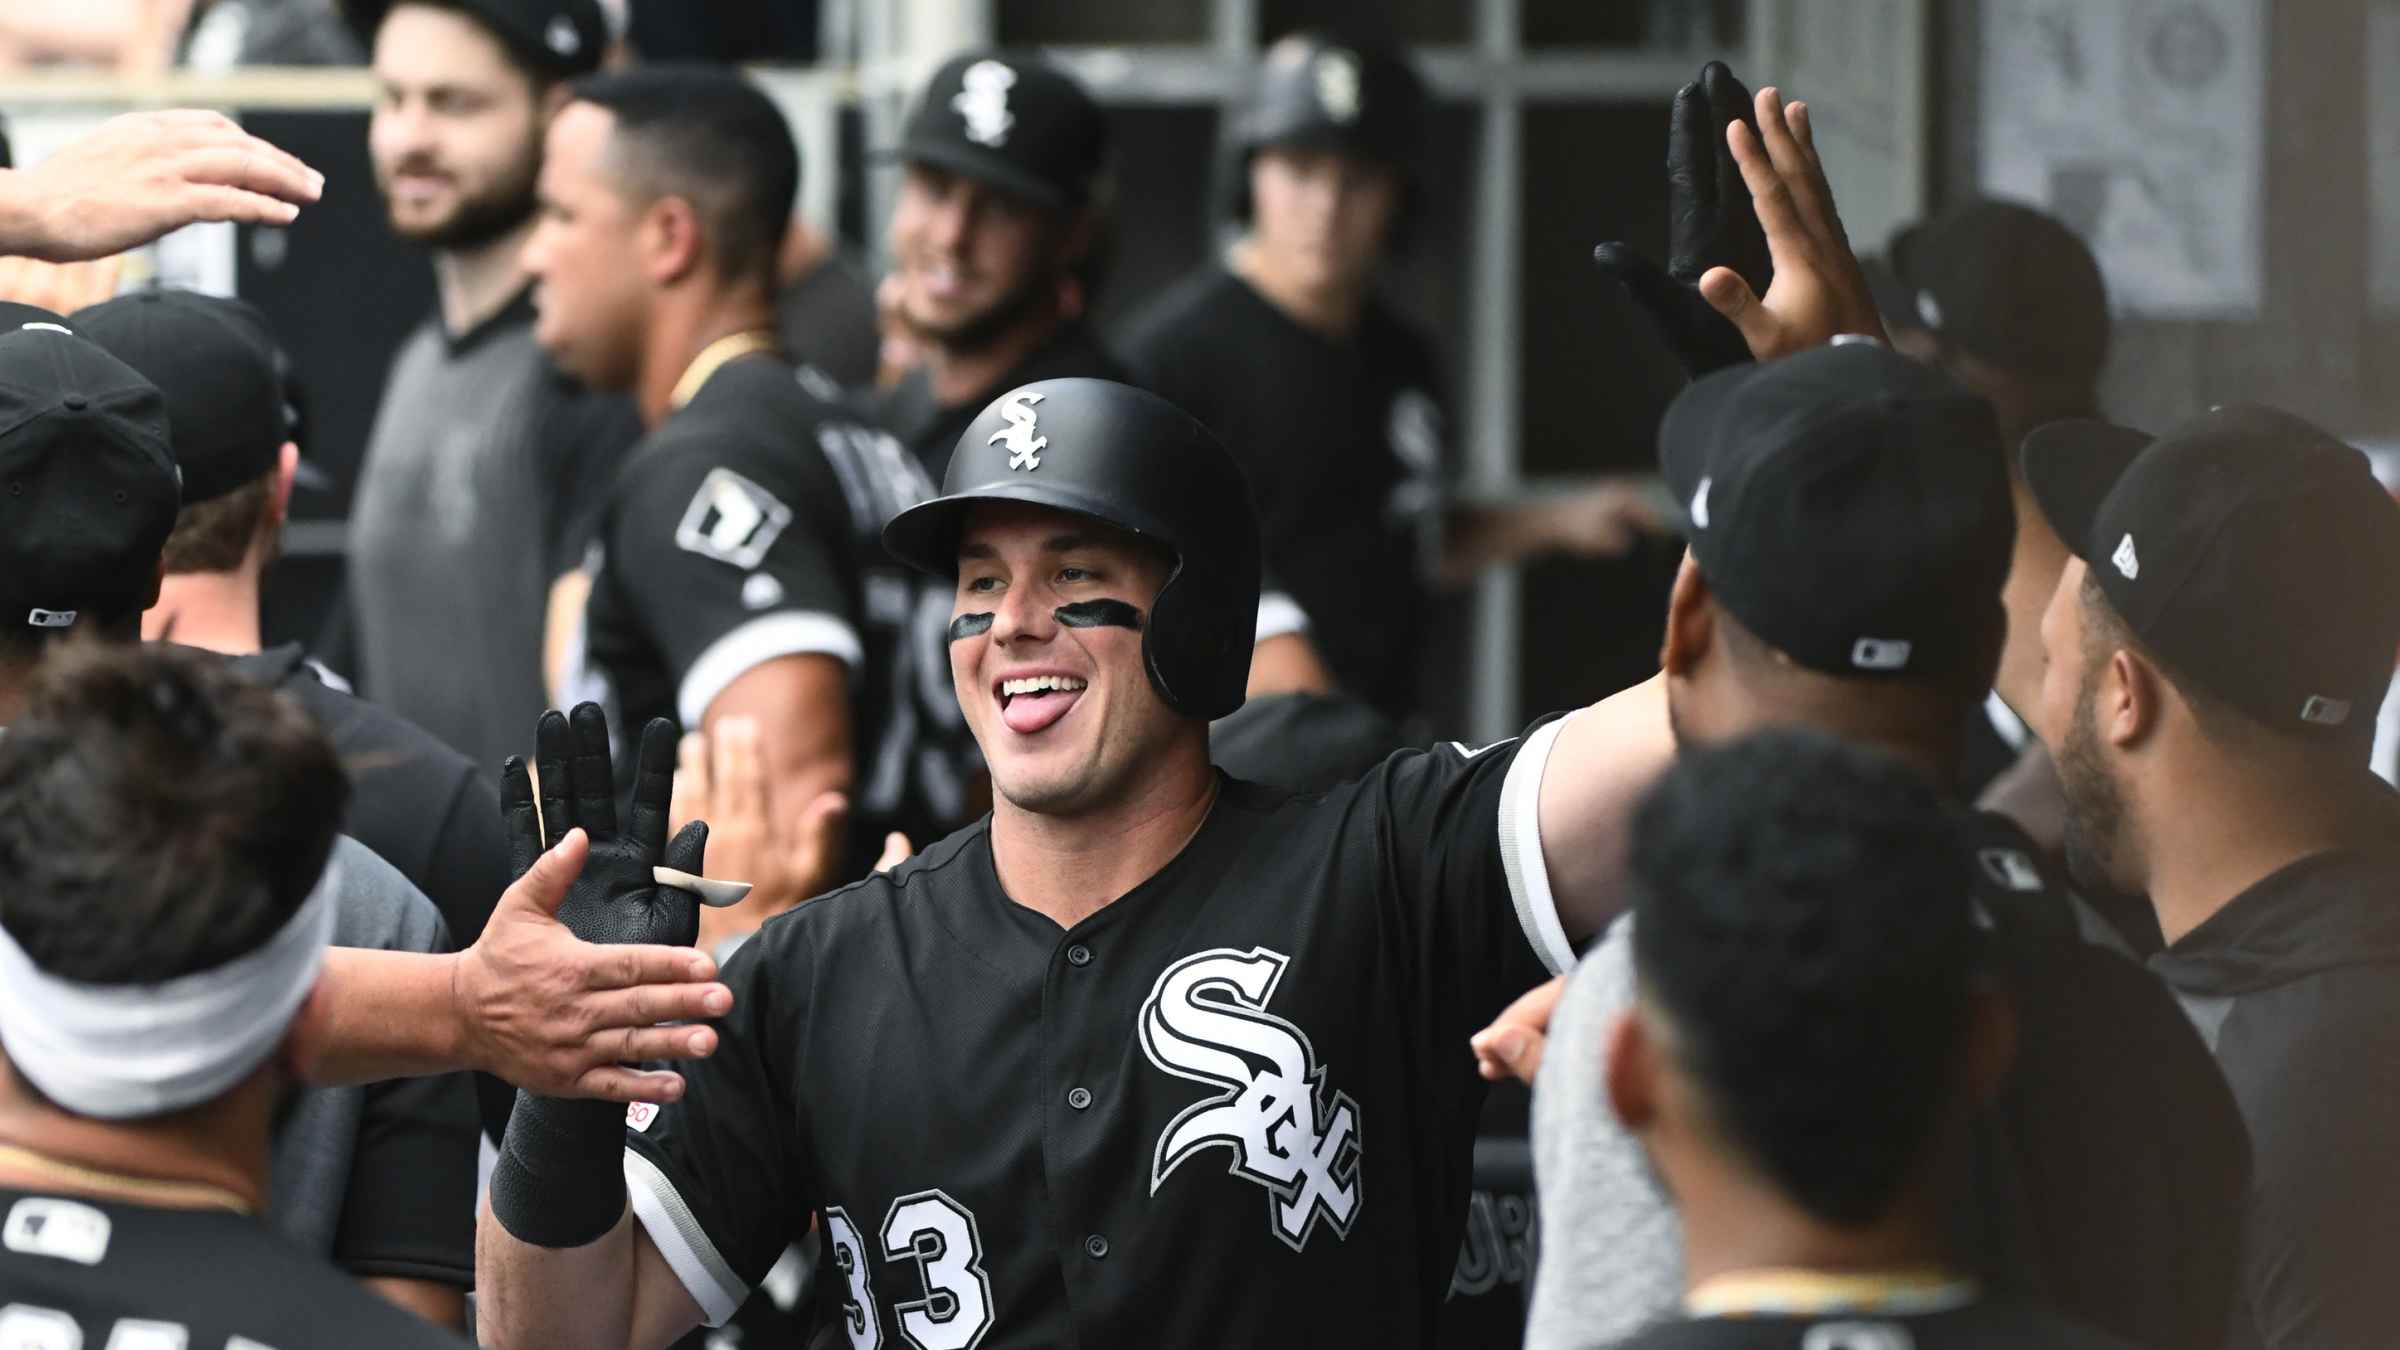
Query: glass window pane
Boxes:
[{"xmin": 997, "ymin": 0, "xmax": 1212, "ymax": 46}]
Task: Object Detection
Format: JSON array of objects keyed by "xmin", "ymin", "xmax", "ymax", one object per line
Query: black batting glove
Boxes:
[
  {"xmin": 492, "ymin": 704, "xmax": 711, "ymax": 1249},
  {"xmin": 1594, "ymin": 61, "xmax": 1772, "ymax": 379}
]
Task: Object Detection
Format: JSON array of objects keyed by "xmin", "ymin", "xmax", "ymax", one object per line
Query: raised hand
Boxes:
[
  {"xmin": 672, "ymin": 717, "xmax": 851, "ymax": 951},
  {"xmin": 1593, "ymin": 61, "xmax": 1767, "ymax": 378},
  {"xmin": 5, "ymin": 110, "xmax": 323, "ymax": 262},
  {"xmin": 1696, "ymin": 87, "xmax": 1887, "ymax": 360},
  {"xmin": 511, "ymin": 704, "xmax": 710, "ymax": 951}
]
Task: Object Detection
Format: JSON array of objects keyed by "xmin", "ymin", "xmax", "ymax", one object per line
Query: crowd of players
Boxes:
[{"xmin": 0, "ymin": 2, "xmax": 2395, "ymax": 1347}]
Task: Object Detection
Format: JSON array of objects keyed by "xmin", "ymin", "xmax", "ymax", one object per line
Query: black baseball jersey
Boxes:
[
  {"xmin": 0, "ymin": 1187, "xmax": 466, "ymax": 1347},
  {"xmin": 1602, "ymin": 1300, "xmax": 2137, "ymax": 1350},
  {"xmin": 875, "ymin": 321, "xmax": 1132, "ymax": 482},
  {"xmin": 622, "ymin": 721, "xmax": 1579, "ymax": 1345},
  {"xmin": 1119, "ymin": 266, "xmax": 1450, "ymax": 724},
  {"xmin": 574, "ymin": 352, "xmax": 978, "ymax": 851}
]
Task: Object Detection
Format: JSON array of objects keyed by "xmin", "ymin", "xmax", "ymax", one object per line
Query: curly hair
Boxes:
[{"xmin": 1630, "ymin": 727, "xmax": 1977, "ymax": 1227}]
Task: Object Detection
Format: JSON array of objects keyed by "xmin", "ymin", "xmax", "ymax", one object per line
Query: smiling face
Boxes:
[
  {"xmin": 886, "ymin": 165, "xmax": 1067, "ymax": 350},
  {"xmin": 369, "ymin": 4, "xmax": 545, "ymax": 250},
  {"xmin": 949, "ymin": 502, "xmax": 1186, "ymax": 817}
]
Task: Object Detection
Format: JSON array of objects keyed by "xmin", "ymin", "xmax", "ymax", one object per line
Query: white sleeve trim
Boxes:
[
  {"xmin": 676, "ymin": 610, "xmax": 863, "ymax": 728},
  {"xmin": 625, "ymin": 1148, "xmax": 749, "ymax": 1328},
  {"xmin": 1496, "ymin": 714, "xmax": 1579, "ymax": 976},
  {"xmin": 1254, "ymin": 591, "xmax": 1310, "ymax": 644}
]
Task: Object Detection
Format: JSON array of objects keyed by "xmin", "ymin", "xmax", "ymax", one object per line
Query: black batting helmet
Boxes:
[
  {"xmin": 1226, "ymin": 32, "xmax": 1429, "ymax": 226},
  {"xmin": 882, "ymin": 378, "xmax": 1262, "ymax": 722}
]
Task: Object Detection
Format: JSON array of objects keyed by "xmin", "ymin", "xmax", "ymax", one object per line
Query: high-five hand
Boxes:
[
  {"xmin": 1697, "ymin": 86, "xmax": 1886, "ymax": 359},
  {"xmin": 4, "ymin": 110, "xmax": 323, "ymax": 262},
  {"xmin": 1592, "ymin": 61, "xmax": 1767, "ymax": 377}
]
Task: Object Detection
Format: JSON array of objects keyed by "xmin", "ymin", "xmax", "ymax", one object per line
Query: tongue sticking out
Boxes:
[{"xmin": 1002, "ymin": 687, "xmax": 1082, "ymax": 735}]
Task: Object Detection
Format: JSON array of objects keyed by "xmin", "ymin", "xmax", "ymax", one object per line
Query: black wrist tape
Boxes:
[{"xmin": 490, "ymin": 1091, "xmax": 630, "ymax": 1249}]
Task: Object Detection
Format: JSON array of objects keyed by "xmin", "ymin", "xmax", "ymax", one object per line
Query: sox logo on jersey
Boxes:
[{"xmin": 1140, "ymin": 946, "xmax": 1363, "ymax": 1251}]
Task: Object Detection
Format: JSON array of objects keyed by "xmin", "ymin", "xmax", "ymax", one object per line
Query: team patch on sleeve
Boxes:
[{"xmin": 675, "ymin": 468, "xmax": 793, "ymax": 569}]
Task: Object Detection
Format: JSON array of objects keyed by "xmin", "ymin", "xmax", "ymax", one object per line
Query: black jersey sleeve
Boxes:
[
  {"xmin": 608, "ymin": 436, "xmax": 860, "ymax": 730},
  {"xmin": 623, "ymin": 927, "xmax": 815, "ymax": 1328},
  {"xmin": 1368, "ymin": 715, "xmax": 1580, "ymax": 1025}
]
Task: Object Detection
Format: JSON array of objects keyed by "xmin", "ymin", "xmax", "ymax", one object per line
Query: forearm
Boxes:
[
  {"xmin": 289, "ymin": 949, "xmax": 469, "ymax": 1086},
  {"xmin": 1440, "ymin": 501, "xmax": 1560, "ymax": 583},
  {"xmin": 476, "ymin": 1193, "xmax": 644, "ymax": 1350}
]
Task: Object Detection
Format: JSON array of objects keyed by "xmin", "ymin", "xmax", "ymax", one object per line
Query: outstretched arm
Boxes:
[{"xmin": 0, "ymin": 110, "xmax": 321, "ymax": 261}]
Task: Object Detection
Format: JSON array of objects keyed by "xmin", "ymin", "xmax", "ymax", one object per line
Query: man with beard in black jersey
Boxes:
[
  {"xmin": 532, "ymin": 67, "xmax": 969, "ymax": 923},
  {"xmin": 871, "ymin": 51, "xmax": 1126, "ymax": 486}
]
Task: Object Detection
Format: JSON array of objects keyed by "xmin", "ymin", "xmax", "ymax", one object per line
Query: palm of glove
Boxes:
[
  {"xmin": 502, "ymin": 704, "xmax": 710, "ymax": 951},
  {"xmin": 1595, "ymin": 61, "xmax": 1770, "ymax": 378}
]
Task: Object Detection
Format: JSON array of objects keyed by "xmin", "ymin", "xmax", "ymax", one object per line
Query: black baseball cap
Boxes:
[
  {"xmin": 2022, "ymin": 405, "xmax": 2400, "ymax": 736},
  {"xmin": 1866, "ymin": 199, "xmax": 2108, "ymax": 385},
  {"xmin": 73, "ymin": 290, "xmax": 312, "ymax": 504},
  {"xmin": 886, "ymin": 51, "xmax": 1108, "ymax": 209},
  {"xmin": 0, "ymin": 312, "xmax": 180, "ymax": 632},
  {"xmin": 371, "ymin": 0, "xmax": 609, "ymax": 80},
  {"xmin": 1660, "ymin": 341, "xmax": 2015, "ymax": 679}
]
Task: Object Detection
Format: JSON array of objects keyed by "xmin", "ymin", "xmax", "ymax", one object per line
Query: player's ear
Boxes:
[
  {"xmin": 1660, "ymin": 551, "xmax": 1714, "ymax": 678},
  {"xmin": 1604, "ymin": 1008, "xmax": 1659, "ymax": 1133},
  {"xmin": 645, "ymin": 195, "xmax": 703, "ymax": 285}
]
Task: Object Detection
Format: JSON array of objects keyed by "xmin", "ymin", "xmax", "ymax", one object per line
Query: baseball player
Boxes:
[
  {"xmin": 472, "ymin": 75, "xmax": 1877, "ymax": 1350},
  {"xmin": 532, "ymin": 67, "xmax": 973, "ymax": 890},
  {"xmin": 1119, "ymin": 31, "xmax": 1665, "ymax": 723}
]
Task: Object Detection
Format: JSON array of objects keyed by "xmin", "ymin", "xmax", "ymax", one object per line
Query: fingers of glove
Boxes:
[
  {"xmin": 501, "ymin": 755, "xmax": 543, "ymax": 880},
  {"xmin": 569, "ymin": 703, "xmax": 619, "ymax": 840},
  {"xmin": 1594, "ymin": 242, "xmax": 1683, "ymax": 317},
  {"xmin": 628, "ymin": 717, "xmax": 678, "ymax": 857},
  {"xmin": 535, "ymin": 709, "xmax": 573, "ymax": 844},
  {"xmin": 1665, "ymin": 77, "xmax": 1714, "ymax": 279},
  {"xmin": 662, "ymin": 819, "xmax": 711, "ymax": 880}
]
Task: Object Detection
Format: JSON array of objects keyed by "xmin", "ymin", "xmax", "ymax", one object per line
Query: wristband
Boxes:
[{"xmin": 490, "ymin": 1091, "xmax": 629, "ymax": 1248}]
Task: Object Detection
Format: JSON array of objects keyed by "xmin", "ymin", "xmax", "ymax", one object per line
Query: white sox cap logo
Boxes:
[
  {"xmin": 990, "ymin": 391, "xmax": 1047, "ymax": 471},
  {"xmin": 953, "ymin": 59, "xmax": 1018, "ymax": 148},
  {"xmin": 1314, "ymin": 49, "xmax": 1364, "ymax": 122},
  {"xmin": 1141, "ymin": 947, "xmax": 1363, "ymax": 1250}
]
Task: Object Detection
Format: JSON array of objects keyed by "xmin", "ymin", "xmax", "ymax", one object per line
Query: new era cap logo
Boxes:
[
  {"xmin": 1978, "ymin": 848, "xmax": 2044, "ymax": 894},
  {"xmin": 2299, "ymin": 695, "xmax": 2352, "ymax": 727},
  {"xmin": 953, "ymin": 59, "xmax": 1018, "ymax": 148},
  {"xmin": 25, "ymin": 609, "xmax": 74, "ymax": 629},
  {"xmin": 1689, "ymin": 476, "xmax": 1711, "ymax": 529},
  {"xmin": 1851, "ymin": 637, "xmax": 1912, "ymax": 671},
  {"xmin": 2112, "ymin": 533, "xmax": 2140, "ymax": 580}
]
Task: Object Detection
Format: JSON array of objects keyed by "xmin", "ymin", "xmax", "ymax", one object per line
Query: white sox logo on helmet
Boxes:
[
  {"xmin": 952, "ymin": 59, "xmax": 1018, "ymax": 148},
  {"xmin": 990, "ymin": 390, "xmax": 1047, "ymax": 471},
  {"xmin": 1140, "ymin": 946, "xmax": 1363, "ymax": 1250}
]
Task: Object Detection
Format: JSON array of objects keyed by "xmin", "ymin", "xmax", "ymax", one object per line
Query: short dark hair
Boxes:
[
  {"xmin": 1630, "ymin": 728, "xmax": 1978, "ymax": 1227},
  {"xmin": 568, "ymin": 65, "xmax": 797, "ymax": 288},
  {"xmin": 0, "ymin": 642, "xmax": 347, "ymax": 983},
  {"xmin": 2076, "ymin": 569, "xmax": 2336, "ymax": 755},
  {"xmin": 162, "ymin": 472, "xmax": 275, "ymax": 575}
]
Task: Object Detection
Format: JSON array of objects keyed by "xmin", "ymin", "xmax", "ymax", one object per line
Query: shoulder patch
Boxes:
[{"xmin": 674, "ymin": 467, "xmax": 793, "ymax": 569}]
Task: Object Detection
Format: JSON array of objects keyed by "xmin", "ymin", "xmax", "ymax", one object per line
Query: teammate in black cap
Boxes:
[
  {"xmin": 74, "ymin": 287, "xmax": 523, "ymax": 1142},
  {"xmin": 351, "ymin": 0, "xmax": 642, "ymax": 777},
  {"xmin": 1491, "ymin": 343, "xmax": 2243, "ymax": 1350},
  {"xmin": 871, "ymin": 50, "xmax": 1130, "ymax": 481},
  {"xmin": 471, "ymin": 370, "xmax": 1699, "ymax": 1347},
  {"xmin": 531, "ymin": 66, "xmax": 970, "ymax": 908},
  {"xmin": 1593, "ymin": 730, "xmax": 2134, "ymax": 1350},
  {"xmin": 1119, "ymin": 32, "xmax": 1664, "ymax": 726},
  {"xmin": 2020, "ymin": 406, "xmax": 2400, "ymax": 1349},
  {"xmin": 1866, "ymin": 199, "xmax": 2114, "ymax": 827}
]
